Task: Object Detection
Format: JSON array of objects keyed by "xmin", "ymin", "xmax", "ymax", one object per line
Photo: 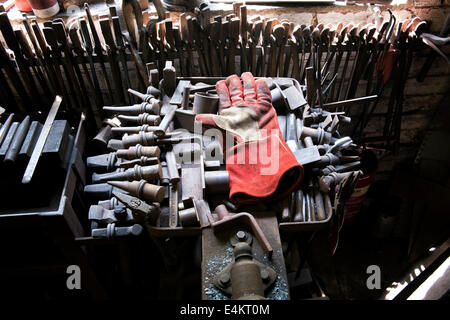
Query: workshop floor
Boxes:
[
  {"xmin": 318, "ymin": 225, "xmax": 410, "ymax": 300},
  {"xmin": 307, "ymin": 179, "xmax": 418, "ymax": 300}
]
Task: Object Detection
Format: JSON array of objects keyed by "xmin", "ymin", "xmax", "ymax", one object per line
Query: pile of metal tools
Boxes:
[
  {"xmin": 0, "ymin": 3, "xmax": 429, "ymax": 154},
  {"xmin": 81, "ymin": 57, "xmax": 371, "ymax": 296},
  {"xmin": 0, "ymin": 96, "xmax": 71, "ymax": 200},
  {"xmin": 0, "ymin": 95, "xmax": 87, "ymax": 236}
]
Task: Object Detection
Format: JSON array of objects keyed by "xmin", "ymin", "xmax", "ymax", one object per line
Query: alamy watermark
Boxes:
[
  {"xmin": 66, "ymin": 265, "xmax": 81, "ymax": 290},
  {"xmin": 366, "ymin": 265, "xmax": 381, "ymax": 290}
]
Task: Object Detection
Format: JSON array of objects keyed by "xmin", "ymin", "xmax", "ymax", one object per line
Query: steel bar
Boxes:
[{"xmin": 22, "ymin": 96, "xmax": 62, "ymax": 184}]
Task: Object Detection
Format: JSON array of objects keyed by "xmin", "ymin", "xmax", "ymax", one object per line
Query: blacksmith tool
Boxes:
[
  {"xmin": 352, "ymin": 21, "xmax": 389, "ymax": 140},
  {"xmin": 87, "ymin": 152, "xmax": 123, "ymax": 172},
  {"xmin": 89, "ymin": 145, "xmax": 160, "ymax": 166},
  {"xmin": 84, "ymin": 183, "xmax": 127, "ymax": 201},
  {"xmin": 0, "ymin": 113, "xmax": 14, "ymax": 146},
  {"xmin": 92, "ymin": 224, "xmax": 143, "ymax": 238},
  {"xmin": 282, "ymin": 23, "xmax": 295, "ymax": 77},
  {"xmin": 173, "ymin": 25, "xmax": 188, "ymax": 77},
  {"xmin": 53, "ymin": 23, "xmax": 90, "ymax": 111},
  {"xmin": 108, "ymin": 180, "xmax": 165, "ymax": 203},
  {"xmin": 249, "ymin": 20, "xmax": 262, "ymax": 75},
  {"xmin": 119, "ymin": 157, "xmax": 159, "ymax": 169},
  {"xmin": 111, "ymin": 125, "xmax": 159, "ymax": 134},
  {"xmin": 22, "ymin": 15, "xmax": 57, "ymax": 100},
  {"xmin": 162, "ymin": 61, "xmax": 177, "ymax": 96},
  {"xmin": 239, "ymin": 5, "xmax": 249, "ymax": 73},
  {"xmin": 68, "ymin": 24, "xmax": 103, "ymax": 127},
  {"xmin": 52, "ymin": 22, "xmax": 88, "ymax": 112},
  {"xmin": 43, "ymin": 26, "xmax": 80, "ymax": 113},
  {"xmin": 320, "ymin": 23, "xmax": 340, "ymax": 81},
  {"xmin": 268, "ymin": 24, "xmax": 284, "ymax": 77},
  {"xmin": 196, "ymin": 201, "xmax": 273, "ymax": 258},
  {"xmin": 328, "ymin": 24, "xmax": 350, "ymax": 102},
  {"xmin": 92, "ymin": 164, "xmax": 162, "ymax": 184},
  {"xmin": 156, "ymin": 20, "xmax": 168, "ymax": 71},
  {"xmin": 290, "ymin": 25, "xmax": 302, "ymax": 81},
  {"xmin": 128, "ymin": 88, "xmax": 162, "ymax": 105},
  {"xmin": 111, "ymin": 131, "xmax": 178, "ymax": 150},
  {"xmin": 213, "ymin": 16, "xmax": 226, "ymax": 75},
  {"xmin": 277, "ymin": 21, "xmax": 290, "ymax": 77},
  {"xmin": 180, "ymin": 13, "xmax": 193, "ymax": 76},
  {"xmin": 93, "ymin": 117, "xmax": 121, "ymax": 151},
  {"xmin": 118, "ymin": 113, "xmax": 161, "ymax": 126},
  {"xmin": 110, "ymin": 8, "xmax": 135, "ymax": 104},
  {"xmin": 417, "ymin": 12, "xmax": 450, "ymax": 81},
  {"xmin": 14, "ymin": 29, "xmax": 51, "ymax": 103},
  {"xmin": 4, "ymin": 115, "xmax": 30, "ymax": 162},
  {"xmin": 84, "ymin": 4, "xmax": 114, "ymax": 101},
  {"xmin": 189, "ymin": 17, "xmax": 208, "ymax": 76},
  {"xmin": 22, "ymin": 96, "xmax": 62, "ymax": 184},
  {"xmin": 99, "ymin": 18, "xmax": 126, "ymax": 105},
  {"xmin": 335, "ymin": 25, "xmax": 357, "ymax": 102},
  {"xmin": 313, "ymin": 181, "xmax": 327, "ymax": 221},
  {"xmin": 256, "ymin": 18, "xmax": 270, "ymax": 76},
  {"xmin": 345, "ymin": 24, "xmax": 371, "ymax": 100},
  {"xmin": 204, "ymin": 171, "xmax": 230, "ymax": 194},
  {"xmin": 420, "ymin": 33, "xmax": 450, "ymax": 63},
  {"xmin": 113, "ymin": 191, "xmax": 161, "ymax": 223},
  {"xmin": 293, "ymin": 189, "xmax": 304, "ymax": 222},
  {"xmin": 0, "ymin": 13, "xmax": 41, "ymax": 109},
  {"xmin": 356, "ymin": 11, "xmax": 396, "ymax": 141},
  {"xmin": 0, "ymin": 41, "xmax": 29, "ymax": 113},
  {"xmin": 207, "ymin": 21, "xmax": 221, "ymax": 76},
  {"xmin": 103, "ymin": 102, "xmax": 161, "ymax": 115},
  {"xmin": 79, "ymin": 17, "xmax": 109, "ymax": 111},
  {"xmin": 228, "ymin": 18, "xmax": 240, "ymax": 75}
]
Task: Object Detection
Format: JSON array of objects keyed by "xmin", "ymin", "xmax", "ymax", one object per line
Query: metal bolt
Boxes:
[
  {"xmin": 219, "ymin": 273, "xmax": 231, "ymax": 286},
  {"xmin": 260, "ymin": 269, "xmax": 270, "ymax": 282},
  {"xmin": 235, "ymin": 230, "xmax": 247, "ymax": 242}
]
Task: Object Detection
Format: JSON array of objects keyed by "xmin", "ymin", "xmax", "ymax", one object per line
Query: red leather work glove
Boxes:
[{"xmin": 195, "ymin": 72, "xmax": 303, "ymax": 204}]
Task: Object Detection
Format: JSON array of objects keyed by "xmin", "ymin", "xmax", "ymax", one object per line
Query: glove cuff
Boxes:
[{"xmin": 225, "ymin": 134, "xmax": 303, "ymax": 204}]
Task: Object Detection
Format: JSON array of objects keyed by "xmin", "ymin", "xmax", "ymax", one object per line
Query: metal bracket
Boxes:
[{"xmin": 213, "ymin": 254, "xmax": 277, "ymax": 297}]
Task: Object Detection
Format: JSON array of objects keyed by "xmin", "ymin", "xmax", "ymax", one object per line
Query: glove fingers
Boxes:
[
  {"xmin": 195, "ymin": 113, "xmax": 217, "ymax": 128},
  {"xmin": 226, "ymin": 74, "xmax": 245, "ymax": 106},
  {"xmin": 216, "ymin": 80, "xmax": 232, "ymax": 112},
  {"xmin": 255, "ymin": 79, "xmax": 272, "ymax": 107},
  {"xmin": 241, "ymin": 72, "xmax": 257, "ymax": 103}
]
